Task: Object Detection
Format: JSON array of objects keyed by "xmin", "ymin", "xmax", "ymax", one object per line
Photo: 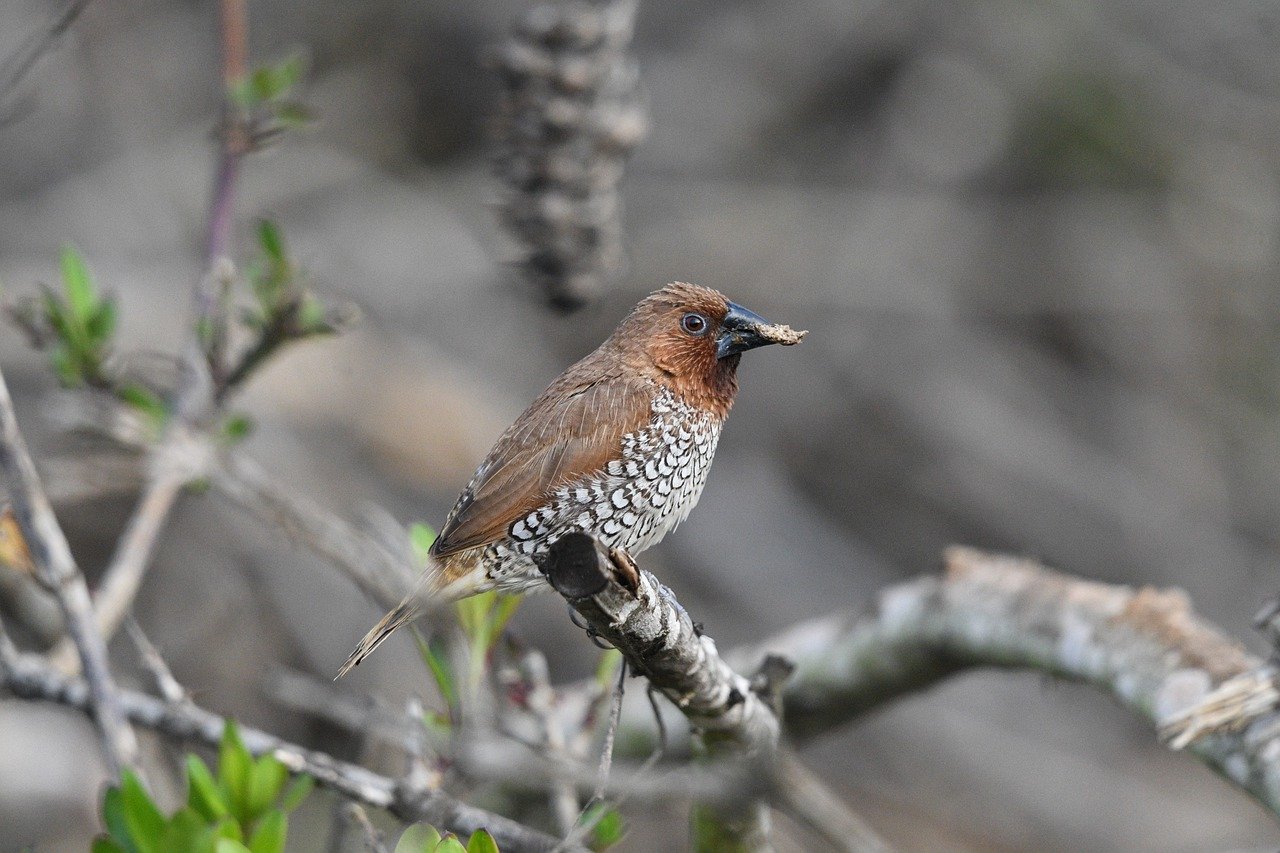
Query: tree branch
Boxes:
[
  {"xmin": 0, "ymin": 628, "xmax": 575, "ymax": 853},
  {"xmin": 719, "ymin": 547, "xmax": 1280, "ymax": 818},
  {"xmin": 0, "ymin": 366, "xmax": 137, "ymax": 773},
  {"xmin": 536, "ymin": 533, "xmax": 781, "ymax": 848}
]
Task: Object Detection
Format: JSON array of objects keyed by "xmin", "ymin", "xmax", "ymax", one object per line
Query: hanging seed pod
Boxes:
[{"xmin": 491, "ymin": 0, "xmax": 647, "ymax": 312}]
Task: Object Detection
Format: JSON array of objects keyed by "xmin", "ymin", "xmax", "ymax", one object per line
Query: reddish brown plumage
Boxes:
[{"xmin": 338, "ymin": 282, "xmax": 804, "ymax": 676}]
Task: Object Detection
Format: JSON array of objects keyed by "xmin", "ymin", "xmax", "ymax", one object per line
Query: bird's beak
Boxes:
[{"xmin": 716, "ymin": 301, "xmax": 807, "ymax": 360}]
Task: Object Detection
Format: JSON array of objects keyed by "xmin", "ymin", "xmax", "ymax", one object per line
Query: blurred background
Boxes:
[{"xmin": 3, "ymin": 0, "xmax": 1280, "ymax": 849}]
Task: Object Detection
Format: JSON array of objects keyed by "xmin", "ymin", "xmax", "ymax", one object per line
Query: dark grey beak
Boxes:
[{"xmin": 715, "ymin": 301, "xmax": 808, "ymax": 360}]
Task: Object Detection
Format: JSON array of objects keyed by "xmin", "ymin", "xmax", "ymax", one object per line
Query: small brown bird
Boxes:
[{"xmin": 339, "ymin": 282, "xmax": 804, "ymax": 675}]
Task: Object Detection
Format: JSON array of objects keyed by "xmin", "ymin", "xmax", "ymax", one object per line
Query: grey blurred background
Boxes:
[{"xmin": 3, "ymin": 0, "xmax": 1280, "ymax": 849}]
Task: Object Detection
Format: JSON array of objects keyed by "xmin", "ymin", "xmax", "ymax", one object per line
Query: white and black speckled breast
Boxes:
[{"xmin": 483, "ymin": 387, "xmax": 721, "ymax": 592}]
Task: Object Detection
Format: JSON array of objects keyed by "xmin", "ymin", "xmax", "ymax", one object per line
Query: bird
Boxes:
[{"xmin": 338, "ymin": 282, "xmax": 805, "ymax": 676}]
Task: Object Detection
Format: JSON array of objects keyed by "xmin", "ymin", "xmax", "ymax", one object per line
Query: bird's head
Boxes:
[{"xmin": 614, "ymin": 282, "xmax": 806, "ymax": 413}]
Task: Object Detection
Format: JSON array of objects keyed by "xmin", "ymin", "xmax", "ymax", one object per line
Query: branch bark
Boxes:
[
  {"xmin": 535, "ymin": 533, "xmax": 790, "ymax": 851},
  {"xmin": 0, "ymin": 627, "xmax": 575, "ymax": 853},
  {"xmin": 0, "ymin": 366, "xmax": 137, "ymax": 773},
  {"xmin": 691, "ymin": 547, "xmax": 1280, "ymax": 819}
]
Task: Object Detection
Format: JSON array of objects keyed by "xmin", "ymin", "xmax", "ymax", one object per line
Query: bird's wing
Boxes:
[{"xmin": 429, "ymin": 371, "xmax": 655, "ymax": 558}]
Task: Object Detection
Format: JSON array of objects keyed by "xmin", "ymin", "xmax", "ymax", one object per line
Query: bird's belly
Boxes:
[{"xmin": 484, "ymin": 399, "xmax": 721, "ymax": 591}]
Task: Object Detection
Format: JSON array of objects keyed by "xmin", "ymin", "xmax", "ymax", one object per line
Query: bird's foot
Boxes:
[{"xmin": 608, "ymin": 546, "xmax": 641, "ymax": 595}]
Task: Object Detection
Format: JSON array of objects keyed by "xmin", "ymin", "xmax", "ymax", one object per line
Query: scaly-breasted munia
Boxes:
[{"xmin": 339, "ymin": 282, "xmax": 805, "ymax": 675}]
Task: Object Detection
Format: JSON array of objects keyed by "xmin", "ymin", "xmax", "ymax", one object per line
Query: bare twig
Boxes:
[
  {"xmin": 0, "ymin": 0, "xmax": 94, "ymax": 120},
  {"xmin": 519, "ymin": 649, "xmax": 580, "ymax": 836},
  {"xmin": 213, "ymin": 451, "xmax": 414, "ymax": 609},
  {"xmin": 344, "ymin": 802, "xmax": 389, "ymax": 853},
  {"xmin": 48, "ymin": 452, "xmax": 200, "ymax": 672},
  {"xmin": 0, "ymin": 367, "xmax": 137, "ymax": 773},
  {"xmin": 125, "ymin": 616, "xmax": 186, "ymax": 703},
  {"xmin": 772, "ymin": 750, "xmax": 891, "ymax": 853},
  {"xmin": 0, "ymin": 630, "xmax": 575, "ymax": 853}
]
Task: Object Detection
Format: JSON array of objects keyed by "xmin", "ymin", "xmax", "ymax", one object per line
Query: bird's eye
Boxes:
[{"xmin": 680, "ymin": 312, "xmax": 708, "ymax": 336}]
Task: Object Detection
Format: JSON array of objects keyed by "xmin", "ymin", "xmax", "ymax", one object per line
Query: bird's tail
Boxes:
[{"xmin": 336, "ymin": 568, "xmax": 484, "ymax": 678}]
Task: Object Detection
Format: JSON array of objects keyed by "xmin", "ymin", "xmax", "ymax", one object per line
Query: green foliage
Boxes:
[
  {"xmin": 409, "ymin": 523, "xmax": 438, "ymax": 561},
  {"xmin": 94, "ymin": 721, "xmax": 312, "ymax": 853},
  {"xmin": 8, "ymin": 245, "xmax": 118, "ymax": 389},
  {"xmin": 579, "ymin": 803, "xmax": 626, "ymax": 851},
  {"xmin": 414, "ymin": 630, "xmax": 458, "ymax": 727},
  {"xmin": 220, "ymin": 413, "xmax": 255, "ymax": 444},
  {"xmin": 227, "ymin": 53, "xmax": 316, "ymax": 146},
  {"xmin": 395, "ymin": 824, "xmax": 500, "ymax": 853},
  {"xmin": 689, "ymin": 804, "xmax": 753, "ymax": 853},
  {"xmin": 4, "ymin": 247, "xmax": 177, "ymax": 431},
  {"xmin": 240, "ymin": 219, "xmax": 341, "ymax": 340}
]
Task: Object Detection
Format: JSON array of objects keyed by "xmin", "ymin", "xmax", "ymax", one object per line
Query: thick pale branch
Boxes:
[
  {"xmin": 0, "ymin": 638, "xmax": 573, "ymax": 853},
  {"xmin": 537, "ymin": 533, "xmax": 783, "ymax": 849},
  {"xmin": 716, "ymin": 547, "xmax": 1280, "ymax": 816},
  {"xmin": 538, "ymin": 533, "xmax": 780, "ymax": 752}
]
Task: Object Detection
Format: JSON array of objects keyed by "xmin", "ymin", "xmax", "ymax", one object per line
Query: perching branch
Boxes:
[
  {"xmin": 538, "ymin": 533, "xmax": 781, "ymax": 752},
  {"xmin": 0, "ymin": 366, "xmax": 137, "ymax": 773},
  {"xmin": 0, "ymin": 623, "xmax": 575, "ymax": 853},
  {"xmin": 536, "ymin": 533, "xmax": 782, "ymax": 849}
]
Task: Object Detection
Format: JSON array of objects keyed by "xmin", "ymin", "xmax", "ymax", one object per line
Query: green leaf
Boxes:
[
  {"xmin": 250, "ymin": 55, "xmax": 304, "ymax": 103},
  {"xmin": 395, "ymin": 823, "xmax": 442, "ymax": 853},
  {"xmin": 119, "ymin": 770, "xmax": 165, "ymax": 853},
  {"xmin": 586, "ymin": 805, "xmax": 625, "ymax": 850},
  {"xmin": 219, "ymin": 721, "xmax": 253, "ymax": 824},
  {"xmin": 92, "ymin": 838, "xmax": 129, "ymax": 853},
  {"xmin": 247, "ymin": 810, "xmax": 287, "ymax": 853},
  {"xmin": 101, "ymin": 785, "xmax": 136, "ymax": 853},
  {"xmin": 594, "ymin": 649, "xmax": 622, "ymax": 691},
  {"xmin": 413, "ymin": 630, "xmax": 457, "ymax": 713},
  {"xmin": 213, "ymin": 818, "xmax": 244, "ymax": 842},
  {"xmin": 215, "ymin": 839, "xmax": 253, "ymax": 853},
  {"xmin": 297, "ymin": 294, "xmax": 327, "ymax": 333},
  {"xmin": 256, "ymin": 220, "xmax": 286, "ymax": 268},
  {"xmin": 49, "ymin": 345, "xmax": 81, "ymax": 387},
  {"xmin": 59, "ymin": 244, "xmax": 96, "ymax": 323},
  {"xmin": 85, "ymin": 299, "xmax": 117, "ymax": 344},
  {"xmin": 409, "ymin": 523, "xmax": 437, "ymax": 561},
  {"xmin": 161, "ymin": 808, "xmax": 217, "ymax": 853},
  {"xmin": 486, "ymin": 595, "xmax": 521, "ymax": 649},
  {"xmin": 273, "ymin": 102, "xmax": 316, "ymax": 129},
  {"xmin": 433, "ymin": 835, "xmax": 467, "ymax": 853},
  {"xmin": 466, "ymin": 829, "xmax": 500, "ymax": 853},
  {"xmin": 221, "ymin": 413, "xmax": 254, "ymax": 443},
  {"xmin": 118, "ymin": 384, "xmax": 168, "ymax": 429},
  {"xmin": 278, "ymin": 774, "xmax": 313, "ymax": 813},
  {"xmin": 246, "ymin": 754, "xmax": 289, "ymax": 821},
  {"xmin": 455, "ymin": 591, "xmax": 492, "ymax": 640},
  {"xmin": 186, "ymin": 755, "xmax": 229, "ymax": 822}
]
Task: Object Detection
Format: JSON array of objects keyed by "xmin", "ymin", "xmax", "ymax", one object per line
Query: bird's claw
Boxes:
[{"xmin": 608, "ymin": 546, "xmax": 641, "ymax": 595}]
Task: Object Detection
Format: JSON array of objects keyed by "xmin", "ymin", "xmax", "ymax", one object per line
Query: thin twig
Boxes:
[
  {"xmin": 772, "ymin": 750, "xmax": 891, "ymax": 853},
  {"xmin": 0, "ymin": 366, "xmax": 137, "ymax": 773},
  {"xmin": 519, "ymin": 649, "xmax": 580, "ymax": 836},
  {"xmin": 0, "ymin": 629, "xmax": 576, "ymax": 853},
  {"xmin": 125, "ymin": 616, "xmax": 186, "ymax": 703},
  {"xmin": 345, "ymin": 802, "xmax": 390, "ymax": 853},
  {"xmin": 213, "ymin": 451, "xmax": 415, "ymax": 609},
  {"xmin": 593, "ymin": 658, "xmax": 626, "ymax": 805},
  {"xmin": 0, "ymin": 0, "xmax": 94, "ymax": 120},
  {"xmin": 48, "ymin": 465, "xmax": 193, "ymax": 672}
]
